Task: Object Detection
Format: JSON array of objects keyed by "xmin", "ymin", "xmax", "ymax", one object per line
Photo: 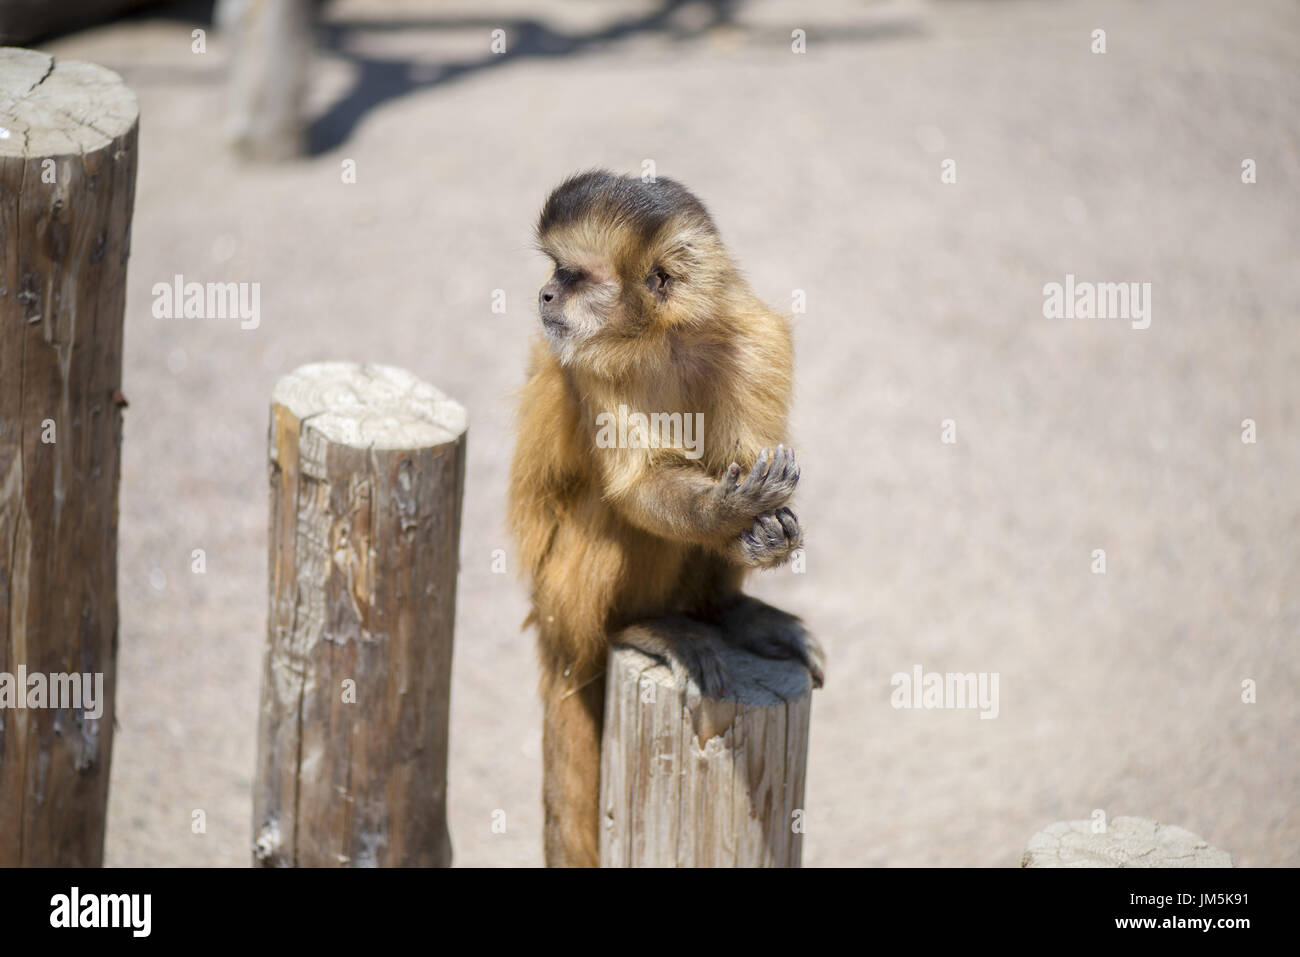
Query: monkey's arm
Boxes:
[
  {"xmin": 508, "ymin": 347, "xmax": 584, "ymax": 577},
  {"xmin": 602, "ymin": 445, "xmax": 800, "ymax": 548}
]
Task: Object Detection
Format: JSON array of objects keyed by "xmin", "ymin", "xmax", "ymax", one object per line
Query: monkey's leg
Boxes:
[
  {"xmin": 711, "ymin": 594, "xmax": 825, "ymax": 688},
  {"xmin": 540, "ymin": 659, "xmax": 605, "ymax": 868},
  {"xmin": 614, "ymin": 615, "xmax": 733, "ymax": 699}
]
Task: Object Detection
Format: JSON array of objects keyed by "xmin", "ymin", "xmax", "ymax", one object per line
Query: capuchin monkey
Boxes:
[{"xmin": 508, "ymin": 170, "xmax": 823, "ymax": 867}]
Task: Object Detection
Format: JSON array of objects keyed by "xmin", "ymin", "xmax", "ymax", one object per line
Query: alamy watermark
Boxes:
[
  {"xmin": 1042, "ymin": 273, "xmax": 1151, "ymax": 330},
  {"xmin": 152, "ymin": 273, "xmax": 260, "ymax": 329},
  {"xmin": 50, "ymin": 887, "xmax": 150, "ymax": 937},
  {"xmin": 0, "ymin": 666, "xmax": 105, "ymax": 719},
  {"xmin": 594, "ymin": 404, "xmax": 704, "ymax": 460},
  {"xmin": 890, "ymin": 665, "xmax": 1000, "ymax": 719}
]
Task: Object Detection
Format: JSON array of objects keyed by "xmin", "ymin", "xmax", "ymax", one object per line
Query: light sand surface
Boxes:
[{"xmin": 31, "ymin": 0, "xmax": 1296, "ymax": 866}]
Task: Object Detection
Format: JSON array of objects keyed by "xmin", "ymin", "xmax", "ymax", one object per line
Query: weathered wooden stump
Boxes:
[
  {"xmin": 219, "ymin": 0, "xmax": 315, "ymax": 160},
  {"xmin": 600, "ymin": 643, "xmax": 812, "ymax": 867},
  {"xmin": 1022, "ymin": 816, "xmax": 1233, "ymax": 868},
  {"xmin": 0, "ymin": 47, "xmax": 138, "ymax": 867},
  {"xmin": 254, "ymin": 362, "xmax": 467, "ymax": 867}
]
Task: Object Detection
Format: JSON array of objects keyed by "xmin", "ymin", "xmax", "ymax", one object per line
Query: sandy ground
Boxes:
[{"xmin": 29, "ymin": 0, "xmax": 1298, "ymax": 866}]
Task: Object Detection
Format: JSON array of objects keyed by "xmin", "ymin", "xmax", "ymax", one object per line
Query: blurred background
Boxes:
[{"xmin": 6, "ymin": 0, "xmax": 1296, "ymax": 866}]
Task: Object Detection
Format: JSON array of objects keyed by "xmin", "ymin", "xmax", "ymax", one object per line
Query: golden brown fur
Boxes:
[{"xmin": 508, "ymin": 171, "xmax": 819, "ymax": 867}]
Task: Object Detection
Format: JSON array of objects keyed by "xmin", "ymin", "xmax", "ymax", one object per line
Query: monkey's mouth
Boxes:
[{"xmin": 541, "ymin": 316, "xmax": 568, "ymax": 335}]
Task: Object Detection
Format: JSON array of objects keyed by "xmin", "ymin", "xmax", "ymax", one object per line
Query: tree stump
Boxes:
[
  {"xmin": 600, "ymin": 643, "xmax": 813, "ymax": 867},
  {"xmin": 254, "ymin": 362, "xmax": 467, "ymax": 867},
  {"xmin": 0, "ymin": 47, "xmax": 139, "ymax": 867},
  {"xmin": 219, "ymin": 0, "xmax": 315, "ymax": 160},
  {"xmin": 1022, "ymin": 816, "xmax": 1233, "ymax": 868}
]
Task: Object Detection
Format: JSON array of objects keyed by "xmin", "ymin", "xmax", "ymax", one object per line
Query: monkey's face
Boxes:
[
  {"xmin": 535, "ymin": 171, "xmax": 729, "ymax": 367},
  {"xmin": 536, "ymin": 255, "xmax": 621, "ymax": 352}
]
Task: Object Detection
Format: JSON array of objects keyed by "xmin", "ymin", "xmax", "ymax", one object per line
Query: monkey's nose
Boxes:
[{"xmin": 539, "ymin": 281, "xmax": 559, "ymax": 305}]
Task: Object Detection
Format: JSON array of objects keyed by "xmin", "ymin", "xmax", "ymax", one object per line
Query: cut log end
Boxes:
[
  {"xmin": 271, "ymin": 361, "xmax": 468, "ymax": 451},
  {"xmin": 0, "ymin": 47, "xmax": 139, "ymax": 158},
  {"xmin": 1022, "ymin": 816, "xmax": 1233, "ymax": 868}
]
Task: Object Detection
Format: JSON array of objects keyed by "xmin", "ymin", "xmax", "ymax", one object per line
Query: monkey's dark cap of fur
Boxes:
[{"xmin": 537, "ymin": 169, "xmax": 717, "ymax": 242}]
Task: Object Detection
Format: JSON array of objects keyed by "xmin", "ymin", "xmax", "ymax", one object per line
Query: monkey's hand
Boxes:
[
  {"xmin": 730, "ymin": 506, "xmax": 803, "ymax": 569},
  {"xmin": 710, "ymin": 446, "xmax": 800, "ymax": 524}
]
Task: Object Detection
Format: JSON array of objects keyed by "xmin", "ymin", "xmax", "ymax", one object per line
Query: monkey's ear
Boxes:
[{"xmin": 646, "ymin": 268, "xmax": 671, "ymax": 301}]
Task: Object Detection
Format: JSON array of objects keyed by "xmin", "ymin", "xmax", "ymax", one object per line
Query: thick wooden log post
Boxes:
[
  {"xmin": 254, "ymin": 362, "xmax": 467, "ymax": 867},
  {"xmin": 1022, "ymin": 817, "xmax": 1233, "ymax": 868},
  {"xmin": 0, "ymin": 48, "xmax": 138, "ymax": 867},
  {"xmin": 600, "ymin": 643, "xmax": 812, "ymax": 867},
  {"xmin": 218, "ymin": 0, "xmax": 314, "ymax": 160}
]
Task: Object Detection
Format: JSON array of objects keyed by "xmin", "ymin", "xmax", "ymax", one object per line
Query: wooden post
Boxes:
[
  {"xmin": 0, "ymin": 48, "xmax": 139, "ymax": 866},
  {"xmin": 600, "ymin": 643, "xmax": 812, "ymax": 867},
  {"xmin": 254, "ymin": 362, "xmax": 467, "ymax": 867},
  {"xmin": 218, "ymin": 0, "xmax": 314, "ymax": 160},
  {"xmin": 1022, "ymin": 817, "xmax": 1233, "ymax": 868}
]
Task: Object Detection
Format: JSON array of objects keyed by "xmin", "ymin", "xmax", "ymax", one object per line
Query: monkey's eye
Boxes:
[
  {"xmin": 647, "ymin": 268, "xmax": 671, "ymax": 299},
  {"xmin": 555, "ymin": 266, "xmax": 585, "ymax": 286}
]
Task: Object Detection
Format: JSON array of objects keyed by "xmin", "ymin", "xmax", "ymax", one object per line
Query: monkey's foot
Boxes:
[
  {"xmin": 614, "ymin": 617, "xmax": 732, "ymax": 699},
  {"xmin": 734, "ymin": 506, "xmax": 803, "ymax": 568},
  {"xmin": 717, "ymin": 596, "xmax": 825, "ymax": 688}
]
